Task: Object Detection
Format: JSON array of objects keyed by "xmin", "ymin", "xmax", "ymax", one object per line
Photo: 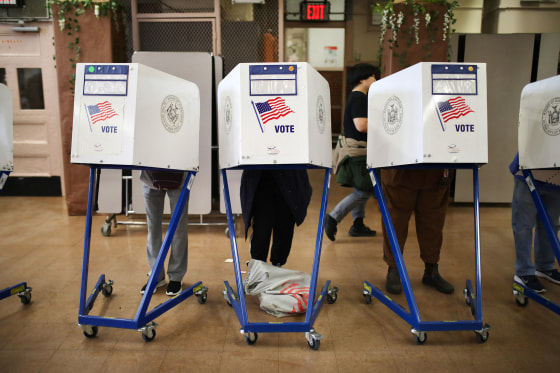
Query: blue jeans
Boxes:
[
  {"xmin": 329, "ymin": 187, "xmax": 374, "ymax": 223},
  {"xmin": 143, "ymin": 183, "xmax": 189, "ymax": 282},
  {"xmin": 512, "ymin": 177, "xmax": 560, "ymax": 276}
]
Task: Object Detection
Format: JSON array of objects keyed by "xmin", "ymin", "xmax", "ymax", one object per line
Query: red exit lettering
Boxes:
[{"xmin": 306, "ymin": 4, "xmax": 325, "ymax": 20}]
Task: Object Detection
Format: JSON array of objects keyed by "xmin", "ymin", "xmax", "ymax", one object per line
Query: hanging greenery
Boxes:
[
  {"xmin": 373, "ymin": 0, "xmax": 458, "ymax": 68},
  {"xmin": 47, "ymin": 0, "xmax": 125, "ymax": 93}
]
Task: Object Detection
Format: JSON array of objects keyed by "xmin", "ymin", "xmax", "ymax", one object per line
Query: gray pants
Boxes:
[{"xmin": 143, "ymin": 183, "xmax": 189, "ymax": 282}]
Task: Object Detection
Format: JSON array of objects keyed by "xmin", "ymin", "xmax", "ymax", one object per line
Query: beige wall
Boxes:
[
  {"xmin": 483, "ymin": 0, "xmax": 560, "ymax": 34},
  {"xmin": 350, "ymin": 0, "xmax": 560, "ymax": 68}
]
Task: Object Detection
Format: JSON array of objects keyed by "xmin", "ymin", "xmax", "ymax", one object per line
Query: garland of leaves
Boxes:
[
  {"xmin": 373, "ymin": 0, "xmax": 458, "ymax": 68},
  {"xmin": 47, "ymin": 0, "xmax": 124, "ymax": 93}
]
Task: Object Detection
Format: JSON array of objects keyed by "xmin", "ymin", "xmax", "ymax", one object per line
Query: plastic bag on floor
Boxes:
[{"xmin": 243, "ymin": 259, "xmax": 310, "ymax": 317}]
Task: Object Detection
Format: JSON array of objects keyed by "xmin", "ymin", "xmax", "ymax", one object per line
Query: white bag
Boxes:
[{"xmin": 243, "ymin": 259, "xmax": 311, "ymax": 317}]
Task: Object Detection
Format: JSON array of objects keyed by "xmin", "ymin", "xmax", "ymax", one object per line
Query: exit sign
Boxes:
[{"xmin": 300, "ymin": 1, "xmax": 330, "ymax": 22}]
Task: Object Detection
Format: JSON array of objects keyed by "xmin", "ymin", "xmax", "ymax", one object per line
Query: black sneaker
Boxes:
[
  {"xmin": 325, "ymin": 215, "xmax": 337, "ymax": 241},
  {"xmin": 166, "ymin": 281, "xmax": 182, "ymax": 296},
  {"xmin": 386, "ymin": 267, "xmax": 402, "ymax": 294},
  {"xmin": 348, "ymin": 223, "xmax": 376, "ymax": 237},
  {"xmin": 140, "ymin": 278, "xmax": 166, "ymax": 294},
  {"xmin": 514, "ymin": 274, "xmax": 546, "ymax": 293},
  {"xmin": 536, "ymin": 269, "xmax": 560, "ymax": 285}
]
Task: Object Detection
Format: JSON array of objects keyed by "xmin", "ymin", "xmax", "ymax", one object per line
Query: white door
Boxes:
[{"xmin": 0, "ymin": 22, "xmax": 62, "ymax": 186}]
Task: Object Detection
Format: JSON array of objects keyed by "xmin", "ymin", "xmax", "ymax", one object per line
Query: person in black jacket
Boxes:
[{"xmin": 240, "ymin": 169, "xmax": 312, "ymax": 267}]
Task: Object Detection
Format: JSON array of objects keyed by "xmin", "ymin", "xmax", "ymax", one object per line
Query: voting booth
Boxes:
[
  {"xmin": 71, "ymin": 63, "xmax": 200, "ymax": 170},
  {"xmin": 367, "ymin": 62, "xmax": 488, "ymax": 167},
  {"xmin": 518, "ymin": 74, "xmax": 560, "ymax": 170},
  {"xmin": 363, "ymin": 62, "xmax": 490, "ymax": 344},
  {"xmin": 513, "ymin": 75, "xmax": 560, "ymax": 314},
  {"xmin": 218, "ymin": 62, "xmax": 337, "ymax": 349},
  {"xmin": 0, "ymin": 84, "xmax": 13, "ymax": 192},
  {"xmin": 218, "ymin": 62, "xmax": 332, "ymax": 168},
  {"xmin": 0, "ymin": 83, "xmax": 32, "ymax": 305},
  {"xmin": 72, "ymin": 63, "xmax": 207, "ymax": 342}
]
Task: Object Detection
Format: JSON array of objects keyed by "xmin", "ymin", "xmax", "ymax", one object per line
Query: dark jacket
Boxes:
[{"xmin": 240, "ymin": 169, "xmax": 312, "ymax": 238}]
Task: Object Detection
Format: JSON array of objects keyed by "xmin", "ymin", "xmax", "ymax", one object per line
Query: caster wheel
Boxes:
[
  {"xmin": 464, "ymin": 288, "xmax": 471, "ymax": 306},
  {"xmin": 142, "ymin": 328, "xmax": 156, "ymax": 342},
  {"xmin": 83, "ymin": 326, "xmax": 98, "ymax": 339},
  {"xmin": 414, "ymin": 332, "xmax": 427, "ymax": 345},
  {"xmin": 19, "ymin": 292, "xmax": 31, "ymax": 305},
  {"xmin": 515, "ymin": 296, "xmax": 529, "ymax": 307},
  {"xmin": 307, "ymin": 337, "xmax": 320, "ymax": 350},
  {"xmin": 327, "ymin": 292, "xmax": 337, "ymax": 304},
  {"xmin": 364, "ymin": 294, "xmax": 372, "ymax": 304},
  {"xmin": 476, "ymin": 331, "xmax": 489, "ymax": 343},
  {"xmin": 197, "ymin": 292, "xmax": 208, "ymax": 304},
  {"xmin": 102, "ymin": 285, "xmax": 113, "ymax": 297},
  {"xmin": 244, "ymin": 332, "xmax": 258, "ymax": 345},
  {"xmin": 101, "ymin": 224, "xmax": 111, "ymax": 237}
]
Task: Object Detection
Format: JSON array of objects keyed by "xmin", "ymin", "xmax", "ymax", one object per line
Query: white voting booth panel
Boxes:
[
  {"xmin": 367, "ymin": 62, "xmax": 488, "ymax": 167},
  {"xmin": 0, "ymin": 84, "xmax": 13, "ymax": 172},
  {"xmin": 218, "ymin": 62, "xmax": 332, "ymax": 168},
  {"xmin": 518, "ymin": 74, "xmax": 560, "ymax": 170},
  {"xmin": 70, "ymin": 63, "xmax": 200, "ymax": 171}
]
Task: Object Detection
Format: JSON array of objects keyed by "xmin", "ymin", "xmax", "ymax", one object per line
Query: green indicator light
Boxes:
[{"xmin": 88, "ymin": 66, "xmax": 95, "ymax": 73}]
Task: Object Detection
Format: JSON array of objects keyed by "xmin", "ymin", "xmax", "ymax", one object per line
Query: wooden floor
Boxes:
[{"xmin": 1, "ymin": 168, "xmax": 559, "ymax": 372}]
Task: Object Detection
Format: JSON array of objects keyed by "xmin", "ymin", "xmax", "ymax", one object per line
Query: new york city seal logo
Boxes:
[
  {"xmin": 160, "ymin": 95, "xmax": 184, "ymax": 133},
  {"xmin": 316, "ymin": 95, "xmax": 326, "ymax": 134},
  {"xmin": 224, "ymin": 96, "xmax": 233, "ymax": 134},
  {"xmin": 383, "ymin": 96, "xmax": 403, "ymax": 135},
  {"xmin": 542, "ymin": 97, "xmax": 560, "ymax": 136}
]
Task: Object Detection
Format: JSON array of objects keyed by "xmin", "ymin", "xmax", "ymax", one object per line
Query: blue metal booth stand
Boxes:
[
  {"xmin": 0, "ymin": 82, "xmax": 32, "ymax": 306},
  {"xmin": 363, "ymin": 165, "xmax": 491, "ymax": 344},
  {"xmin": 512, "ymin": 169, "xmax": 560, "ymax": 315},
  {"xmin": 0, "ymin": 169, "xmax": 33, "ymax": 306},
  {"xmin": 78, "ymin": 167, "xmax": 208, "ymax": 341},
  {"xmin": 221, "ymin": 165, "xmax": 338, "ymax": 350},
  {"xmin": 72, "ymin": 62, "xmax": 207, "ymax": 341}
]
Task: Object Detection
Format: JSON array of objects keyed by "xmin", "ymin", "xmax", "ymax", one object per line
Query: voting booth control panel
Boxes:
[
  {"xmin": 70, "ymin": 63, "xmax": 200, "ymax": 171},
  {"xmin": 367, "ymin": 62, "xmax": 488, "ymax": 168},
  {"xmin": 518, "ymin": 74, "xmax": 560, "ymax": 170},
  {"xmin": 218, "ymin": 62, "xmax": 332, "ymax": 168}
]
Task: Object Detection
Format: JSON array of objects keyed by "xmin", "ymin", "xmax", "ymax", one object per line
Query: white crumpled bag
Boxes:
[{"xmin": 243, "ymin": 259, "xmax": 311, "ymax": 317}]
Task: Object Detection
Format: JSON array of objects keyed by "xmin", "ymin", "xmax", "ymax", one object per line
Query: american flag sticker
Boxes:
[
  {"xmin": 86, "ymin": 101, "xmax": 118, "ymax": 131},
  {"xmin": 435, "ymin": 96, "xmax": 474, "ymax": 130},
  {"xmin": 252, "ymin": 97, "xmax": 294, "ymax": 132}
]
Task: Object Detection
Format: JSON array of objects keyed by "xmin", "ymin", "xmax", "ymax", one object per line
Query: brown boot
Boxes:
[
  {"xmin": 386, "ymin": 267, "xmax": 402, "ymax": 294},
  {"xmin": 422, "ymin": 263, "xmax": 454, "ymax": 294}
]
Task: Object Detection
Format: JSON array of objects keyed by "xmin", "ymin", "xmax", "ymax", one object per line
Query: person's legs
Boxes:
[
  {"xmin": 512, "ymin": 177, "xmax": 539, "ymax": 276},
  {"xmin": 381, "ymin": 182, "xmax": 415, "ymax": 294},
  {"xmin": 415, "ymin": 182, "xmax": 450, "ymax": 266},
  {"xmin": 415, "ymin": 171, "xmax": 454, "ymax": 294},
  {"xmin": 269, "ymin": 194, "xmax": 296, "ymax": 266},
  {"xmin": 381, "ymin": 184, "xmax": 415, "ymax": 269},
  {"xmin": 534, "ymin": 188, "xmax": 560, "ymax": 284},
  {"xmin": 249, "ymin": 183, "xmax": 274, "ymax": 262},
  {"xmin": 326, "ymin": 188, "xmax": 373, "ymax": 240},
  {"xmin": 143, "ymin": 184, "xmax": 166, "ymax": 281},
  {"xmin": 512, "ymin": 177, "xmax": 547, "ymax": 292},
  {"xmin": 166, "ymin": 186, "xmax": 189, "ymax": 283},
  {"xmin": 141, "ymin": 184, "xmax": 167, "ymax": 294},
  {"xmin": 330, "ymin": 188, "xmax": 371, "ymax": 222}
]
